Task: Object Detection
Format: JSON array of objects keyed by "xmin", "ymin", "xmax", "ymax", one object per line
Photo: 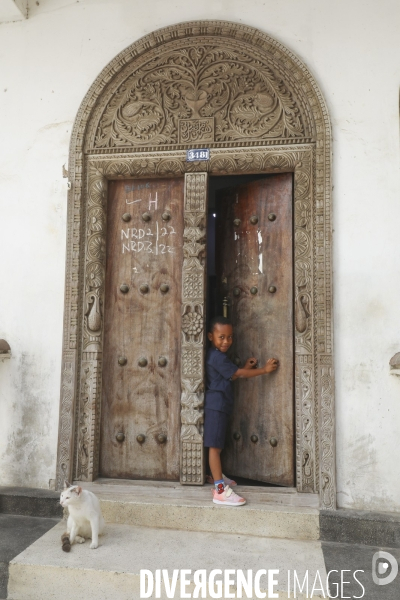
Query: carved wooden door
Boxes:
[
  {"xmin": 100, "ymin": 178, "xmax": 184, "ymax": 480},
  {"xmin": 215, "ymin": 174, "xmax": 294, "ymax": 486}
]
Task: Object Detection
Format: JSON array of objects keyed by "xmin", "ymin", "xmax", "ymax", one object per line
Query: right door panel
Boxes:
[{"xmin": 215, "ymin": 174, "xmax": 294, "ymax": 486}]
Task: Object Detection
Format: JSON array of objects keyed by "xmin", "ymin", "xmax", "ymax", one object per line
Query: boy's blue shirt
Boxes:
[{"xmin": 205, "ymin": 347, "xmax": 238, "ymax": 414}]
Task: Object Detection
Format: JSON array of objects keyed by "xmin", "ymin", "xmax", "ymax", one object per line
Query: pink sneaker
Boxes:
[
  {"xmin": 206, "ymin": 474, "xmax": 237, "ymax": 487},
  {"xmin": 212, "ymin": 485, "xmax": 246, "ymax": 506}
]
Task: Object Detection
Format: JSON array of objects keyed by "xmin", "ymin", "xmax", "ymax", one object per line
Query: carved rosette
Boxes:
[
  {"xmin": 57, "ymin": 20, "xmax": 334, "ymax": 509},
  {"xmin": 180, "ymin": 173, "xmax": 208, "ymax": 484}
]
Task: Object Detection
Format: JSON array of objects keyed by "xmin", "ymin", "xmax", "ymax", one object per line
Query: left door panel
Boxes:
[{"xmin": 100, "ymin": 178, "xmax": 184, "ymax": 480}]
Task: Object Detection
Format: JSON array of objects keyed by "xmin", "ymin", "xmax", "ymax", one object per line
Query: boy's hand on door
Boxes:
[
  {"xmin": 263, "ymin": 358, "xmax": 279, "ymax": 373},
  {"xmin": 244, "ymin": 357, "xmax": 258, "ymax": 369}
]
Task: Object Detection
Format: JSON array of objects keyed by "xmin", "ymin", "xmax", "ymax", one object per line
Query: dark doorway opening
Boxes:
[{"xmin": 207, "ymin": 175, "xmax": 268, "ymax": 329}]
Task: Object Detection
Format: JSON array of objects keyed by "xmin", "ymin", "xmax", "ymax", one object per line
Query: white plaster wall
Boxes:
[
  {"xmin": 0, "ymin": 1, "xmax": 27, "ymax": 22},
  {"xmin": 0, "ymin": 0, "xmax": 399, "ymax": 510}
]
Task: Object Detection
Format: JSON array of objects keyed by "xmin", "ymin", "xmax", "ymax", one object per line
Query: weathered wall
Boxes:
[{"xmin": 0, "ymin": 0, "xmax": 399, "ymax": 510}]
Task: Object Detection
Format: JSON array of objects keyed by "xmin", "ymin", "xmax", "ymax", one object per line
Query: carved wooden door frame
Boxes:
[{"xmin": 56, "ymin": 20, "xmax": 336, "ymax": 509}]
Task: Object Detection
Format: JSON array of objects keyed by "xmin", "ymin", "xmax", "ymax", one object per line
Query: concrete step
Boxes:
[
  {"xmin": 82, "ymin": 479, "xmax": 320, "ymax": 541},
  {"xmin": 7, "ymin": 521, "xmax": 327, "ymax": 600},
  {"xmin": 0, "ymin": 487, "xmax": 62, "ymax": 519},
  {"xmin": 320, "ymin": 507, "xmax": 400, "ymax": 547}
]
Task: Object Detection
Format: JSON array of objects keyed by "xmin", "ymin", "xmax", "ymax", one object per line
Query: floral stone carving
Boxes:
[{"xmin": 89, "ymin": 40, "xmax": 312, "ymax": 150}]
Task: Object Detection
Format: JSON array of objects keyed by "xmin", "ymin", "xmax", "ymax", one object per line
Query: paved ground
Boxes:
[{"xmin": 0, "ymin": 514, "xmax": 60, "ymax": 599}]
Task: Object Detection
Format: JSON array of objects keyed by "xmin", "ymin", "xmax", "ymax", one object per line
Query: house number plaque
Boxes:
[{"xmin": 186, "ymin": 149, "xmax": 210, "ymax": 162}]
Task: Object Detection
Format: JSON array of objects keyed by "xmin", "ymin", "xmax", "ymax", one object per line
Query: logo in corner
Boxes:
[{"xmin": 372, "ymin": 551, "xmax": 399, "ymax": 586}]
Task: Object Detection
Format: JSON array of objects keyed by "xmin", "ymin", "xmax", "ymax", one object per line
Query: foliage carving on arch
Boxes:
[{"xmin": 87, "ymin": 37, "xmax": 315, "ymax": 150}]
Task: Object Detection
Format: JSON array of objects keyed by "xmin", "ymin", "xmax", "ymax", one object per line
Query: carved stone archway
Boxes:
[{"xmin": 56, "ymin": 20, "xmax": 336, "ymax": 509}]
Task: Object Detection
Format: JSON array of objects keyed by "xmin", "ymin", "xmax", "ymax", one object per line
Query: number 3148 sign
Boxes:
[{"xmin": 186, "ymin": 149, "xmax": 210, "ymax": 162}]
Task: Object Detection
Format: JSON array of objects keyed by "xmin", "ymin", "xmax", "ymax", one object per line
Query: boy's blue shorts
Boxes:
[{"xmin": 203, "ymin": 408, "xmax": 228, "ymax": 449}]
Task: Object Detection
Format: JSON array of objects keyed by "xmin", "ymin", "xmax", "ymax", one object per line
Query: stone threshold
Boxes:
[
  {"xmin": 85, "ymin": 477, "xmax": 319, "ymax": 506},
  {"xmin": 78, "ymin": 478, "xmax": 321, "ymax": 542}
]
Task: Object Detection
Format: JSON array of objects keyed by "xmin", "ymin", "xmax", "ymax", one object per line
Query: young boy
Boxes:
[{"xmin": 204, "ymin": 316, "xmax": 279, "ymax": 506}]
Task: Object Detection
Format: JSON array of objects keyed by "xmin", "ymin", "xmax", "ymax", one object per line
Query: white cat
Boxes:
[{"xmin": 60, "ymin": 481, "xmax": 105, "ymax": 549}]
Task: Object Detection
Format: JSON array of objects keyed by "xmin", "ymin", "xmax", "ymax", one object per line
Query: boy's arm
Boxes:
[{"xmin": 231, "ymin": 358, "xmax": 279, "ymax": 380}]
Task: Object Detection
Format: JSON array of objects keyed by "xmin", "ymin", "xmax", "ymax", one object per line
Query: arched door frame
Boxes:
[{"xmin": 56, "ymin": 20, "xmax": 336, "ymax": 509}]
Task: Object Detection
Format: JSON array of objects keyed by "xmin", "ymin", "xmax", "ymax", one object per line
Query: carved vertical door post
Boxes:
[
  {"xmin": 75, "ymin": 169, "xmax": 108, "ymax": 482},
  {"xmin": 180, "ymin": 173, "xmax": 208, "ymax": 484}
]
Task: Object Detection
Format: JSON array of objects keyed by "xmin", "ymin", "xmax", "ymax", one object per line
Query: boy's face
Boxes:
[{"xmin": 208, "ymin": 324, "xmax": 233, "ymax": 353}]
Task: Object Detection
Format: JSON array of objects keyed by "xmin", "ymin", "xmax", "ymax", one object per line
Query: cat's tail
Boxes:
[{"xmin": 61, "ymin": 532, "xmax": 71, "ymax": 552}]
